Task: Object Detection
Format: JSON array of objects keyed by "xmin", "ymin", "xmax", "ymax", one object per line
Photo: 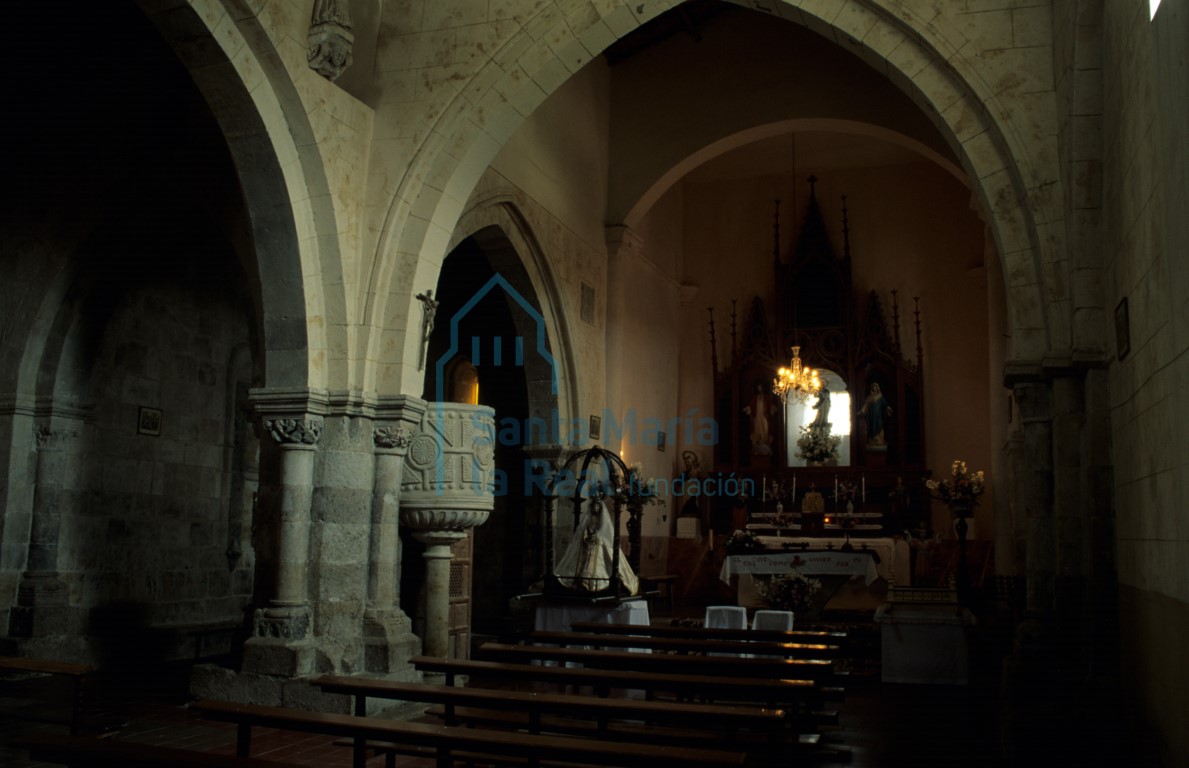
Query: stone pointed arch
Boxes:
[
  {"xmin": 445, "ymin": 196, "xmax": 581, "ymax": 435},
  {"xmin": 133, "ymin": 0, "xmax": 349, "ymax": 392},
  {"xmin": 367, "ymin": 0, "xmax": 1059, "ymax": 396}
]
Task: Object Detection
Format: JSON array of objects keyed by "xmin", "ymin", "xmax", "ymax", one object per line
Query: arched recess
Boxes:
[
  {"xmin": 445, "ymin": 198, "xmax": 580, "ymax": 433},
  {"xmin": 132, "ymin": 0, "xmax": 349, "ymax": 392},
  {"xmin": 366, "ymin": 0, "xmax": 1057, "ymax": 397}
]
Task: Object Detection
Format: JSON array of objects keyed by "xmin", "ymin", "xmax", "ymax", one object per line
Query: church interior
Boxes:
[{"xmin": 2, "ymin": 0, "xmax": 1187, "ymax": 766}]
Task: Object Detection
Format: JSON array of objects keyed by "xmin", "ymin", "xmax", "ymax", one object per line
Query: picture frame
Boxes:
[
  {"xmin": 657, "ymin": 431, "xmax": 666, "ymax": 452},
  {"xmin": 1115, "ymin": 297, "xmax": 1130, "ymax": 361},
  {"xmin": 588, "ymin": 414, "xmax": 601, "ymax": 442},
  {"xmin": 137, "ymin": 406, "xmax": 162, "ymax": 437}
]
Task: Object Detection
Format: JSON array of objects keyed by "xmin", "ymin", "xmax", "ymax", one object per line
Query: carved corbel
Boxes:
[{"xmin": 307, "ymin": 0, "xmax": 354, "ymax": 81}]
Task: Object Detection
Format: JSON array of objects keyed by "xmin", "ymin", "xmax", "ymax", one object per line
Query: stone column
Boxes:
[
  {"xmin": 10, "ymin": 425, "xmax": 73, "ymax": 638},
  {"xmin": 399, "ymin": 403, "xmax": 496, "ymax": 659},
  {"xmin": 409, "ymin": 527, "xmax": 467, "ymax": 658},
  {"xmin": 244, "ymin": 417, "xmax": 321, "ymax": 676},
  {"xmin": 1012, "ymin": 381, "xmax": 1054, "ymax": 616},
  {"xmin": 362, "ymin": 396, "xmax": 424, "ymax": 674}
]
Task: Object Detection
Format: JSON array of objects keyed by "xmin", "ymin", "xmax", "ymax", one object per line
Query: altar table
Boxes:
[{"xmin": 720, "ymin": 549, "xmax": 879, "ymax": 586}]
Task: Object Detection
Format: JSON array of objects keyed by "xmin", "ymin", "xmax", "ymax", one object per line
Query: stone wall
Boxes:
[{"xmin": 1103, "ymin": 0, "xmax": 1189, "ymax": 763}]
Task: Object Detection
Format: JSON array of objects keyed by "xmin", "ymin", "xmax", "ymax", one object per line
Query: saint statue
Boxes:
[
  {"xmin": 743, "ymin": 384, "xmax": 773, "ymax": 455},
  {"xmin": 554, "ymin": 497, "xmax": 639, "ymax": 595},
  {"xmin": 810, "ymin": 388, "xmax": 832, "ymax": 430},
  {"xmin": 858, "ymin": 382, "xmax": 893, "ymax": 448}
]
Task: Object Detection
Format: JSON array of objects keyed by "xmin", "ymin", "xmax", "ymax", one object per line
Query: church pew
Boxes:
[
  {"xmin": 569, "ymin": 620, "xmax": 848, "ymax": 645},
  {"xmin": 476, "ymin": 641, "xmax": 839, "ymax": 681},
  {"xmin": 409, "ymin": 655, "xmax": 842, "ymax": 709},
  {"xmin": 311, "ymin": 676, "xmax": 817, "ymax": 758},
  {"xmin": 0, "ymin": 655, "xmax": 97, "ymax": 735},
  {"xmin": 190, "ymin": 699, "xmax": 747, "ymax": 768},
  {"xmin": 528, "ymin": 629, "xmax": 843, "ymax": 658},
  {"xmin": 14, "ymin": 732, "xmax": 281, "ymax": 767},
  {"xmin": 313, "ymin": 674, "xmax": 786, "ymax": 734}
]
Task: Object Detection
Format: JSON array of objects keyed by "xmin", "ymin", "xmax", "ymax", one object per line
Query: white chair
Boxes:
[
  {"xmin": 751, "ymin": 609, "xmax": 795, "ymax": 631},
  {"xmin": 704, "ymin": 605, "xmax": 747, "ymax": 656},
  {"xmin": 704, "ymin": 605, "xmax": 747, "ymax": 629}
]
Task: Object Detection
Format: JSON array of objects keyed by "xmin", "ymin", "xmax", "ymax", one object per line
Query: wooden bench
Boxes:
[
  {"xmin": 570, "ymin": 620, "xmax": 848, "ymax": 644},
  {"xmin": 13, "ymin": 732, "xmax": 280, "ymax": 767},
  {"xmin": 0, "ymin": 655, "xmax": 95, "ymax": 735},
  {"xmin": 314, "ymin": 674, "xmax": 790, "ymax": 734},
  {"xmin": 528, "ymin": 629, "xmax": 843, "ymax": 658},
  {"xmin": 410, "ymin": 655, "xmax": 840, "ymax": 709},
  {"xmin": 476, "ymin": 641, "xmax": 838, "ymax": 681},
  {"xmin": 191, "ymin": 698, "xmax": 747, "ymax": 768},
  {"xmin": 312, "ymin": 676, "xmax": 813, "ymax": 759}
]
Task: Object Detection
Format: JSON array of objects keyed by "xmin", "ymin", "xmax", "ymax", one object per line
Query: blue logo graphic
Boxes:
[{"xmin": 434, "ymin": 273, "xmax": 556, "ymax": 405}]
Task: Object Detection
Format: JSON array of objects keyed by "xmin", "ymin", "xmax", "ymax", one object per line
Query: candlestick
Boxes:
[
  {"xmin": 792, "ymin": 474, "xmax": 796, "ymax": 501},
  {"xmin": 762, "ymin": 475, "xmax": 767, "ymax": 503}
]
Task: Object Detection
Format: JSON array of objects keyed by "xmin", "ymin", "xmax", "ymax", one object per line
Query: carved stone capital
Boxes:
[
  {"xmin": 374, "ymin": 424, "xmax": 413, "ymax": 452},
  {"xmin": 253, "ymin": 606, "xmax": 310, "ymax": 640},
  {"xmin": 33, "ymin": 424, "xmax": 53, "ymax": 449},
  {"xmin": 264, "ymin": 418, "xmax": 322, "ymax": 447},
  {"xmin": 307, "ymin": 0, "xmax": 354, "ymax": 81}
]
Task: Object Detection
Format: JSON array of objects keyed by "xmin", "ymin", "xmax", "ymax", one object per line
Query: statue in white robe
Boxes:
[{"xmin": 554, "ymin": 498, "xmax": 639, "ymax": 595}]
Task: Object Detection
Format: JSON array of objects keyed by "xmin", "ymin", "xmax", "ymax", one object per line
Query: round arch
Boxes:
[
  {"xmin": 366, "ymin": 0, "xmax": 1056, "ymax": 395},
  {"xmin": 132, "ymin": 0, "xmax": 349, "ymax": 393},
  {"xmin": 622, "ymin": 118, "xmax": 971, "ymax": 229}
]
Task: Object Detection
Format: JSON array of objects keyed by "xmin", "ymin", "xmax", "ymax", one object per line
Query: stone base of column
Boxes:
[
  {"xmin": 241, "ymin": 605, "xmax": 314, "ymax": 677},
  {"xmin": 191, "ymin": 665, "xmax": 351, "ymax": 710},
  {"xmin": 241, "ymin": 635, "xmax": 315, "ymax": 677},
  {"xmin": 362, "ymin": 608, "xmax": 422, "ymax": 677}
]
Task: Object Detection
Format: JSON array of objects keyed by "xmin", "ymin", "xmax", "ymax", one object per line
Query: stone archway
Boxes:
[
  {"xmin": 365, "ymin": 0, "xmax": 1057, "ymax": 397},
  {"xmin": 133, "ymin": 0, "xmax": 347, "ymax": 393}
]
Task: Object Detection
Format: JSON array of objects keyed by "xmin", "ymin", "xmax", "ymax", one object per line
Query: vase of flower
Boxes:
[{"xmin": 925, "ymin": 460, "xmax": 986, "ymax": 604}]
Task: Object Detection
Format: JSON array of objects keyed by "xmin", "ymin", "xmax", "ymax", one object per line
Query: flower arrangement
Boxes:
[
  {"xmin": 925, "ymin": 460, "xmax": 986, "ymax": 508},
  {"xmin": 623, "ymin": 461, "xmax": 665, "ymax": 506},
  {"xmin": 725, "ymin": 529, "xmax": 764, "ymax": 554},
  {"xmin": 796, "ymin": 424, "xmax": 841, "ymax": 463},
  {"xmin": 755, "ymin": 566, "xmax": 822, "ymax": 614}
]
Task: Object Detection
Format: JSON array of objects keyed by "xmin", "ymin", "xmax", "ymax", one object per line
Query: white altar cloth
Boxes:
[
  {"xmin": 533, "ymin": 597, "xmax": 650, "ymax": 633},
  {"xmin": 722, "ymin": 535, "xmax": 901, "ymax": 584},
  {"xmin": 720, "ymin": 549, "xmax": 879, "ymax": 586}
]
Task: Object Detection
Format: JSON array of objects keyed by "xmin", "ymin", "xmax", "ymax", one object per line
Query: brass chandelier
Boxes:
[{"xmin": 772, "ymin": 345, "xmax": 822, "ymax": 404}]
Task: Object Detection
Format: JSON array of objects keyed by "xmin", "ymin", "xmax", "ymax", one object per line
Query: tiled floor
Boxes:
[{"xmin": 2, "ymin": 613, "xmax": 1012, "ymax": 768}]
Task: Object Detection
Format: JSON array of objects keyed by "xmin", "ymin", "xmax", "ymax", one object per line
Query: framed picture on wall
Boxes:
[
  {"xmin": 656, "ymin": 431, "xmax": 666, "ymax": 452},
  {"xmin": 589, "ymin": 414, "xmax": 601, "ymax": 442},
  {"xmin": 137, "ymin": 406, "xmax": 162, "ymax": 437}
]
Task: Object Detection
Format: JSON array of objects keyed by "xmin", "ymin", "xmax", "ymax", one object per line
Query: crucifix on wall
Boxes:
[{"xmin": 415, "ymin": 289, "xmax": 439, "ymax": 372}]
